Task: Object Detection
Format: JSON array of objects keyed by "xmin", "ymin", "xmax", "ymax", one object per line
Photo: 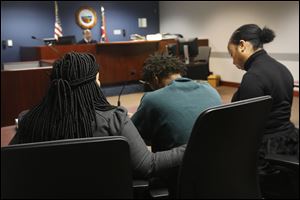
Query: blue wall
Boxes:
[{"xmin": 1, "ymin": 1, "xmax": 159, "ymax": 63}]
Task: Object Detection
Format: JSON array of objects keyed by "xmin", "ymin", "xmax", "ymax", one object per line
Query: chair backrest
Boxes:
[
  {"xmin": 177, "ymin": 96, "xmax": 272, "ymax": 199},
  {"xmin": 1, "ymin": 136, "xmax": 133, "ymax": 199},
  {"xmin": 196, "ymin": 46, "xmax": 211, "ymax": 63}
]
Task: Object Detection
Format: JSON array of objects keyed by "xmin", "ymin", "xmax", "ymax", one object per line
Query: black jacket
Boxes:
[
  {"xmin": 77, "ymin": 39, "xmax": 97, "ymax": 44},
  {"xmin": 232, "ymin": 49, "xmax": 295, "ymax": 136}
]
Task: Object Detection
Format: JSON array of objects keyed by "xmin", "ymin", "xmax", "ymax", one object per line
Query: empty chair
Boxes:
[
  {"xmin": 177, "ymin": 96, "xmax": 272, "ymax": 198},
  {"xmin": 185, "ymin": 46, "xmax": 211, "ymax": 80},
  {"xmin": 1, "ymin": 136, "xmax": 133, "ymax": 199},
  {"xmin": 195, "ymin": 46, "xmax": 211, "ymax": 64}
]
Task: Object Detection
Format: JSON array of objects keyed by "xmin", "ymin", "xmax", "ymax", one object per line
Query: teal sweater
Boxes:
[{"xmin": 132, "ymin": 78, "xmax": 222, "ymax": 152}]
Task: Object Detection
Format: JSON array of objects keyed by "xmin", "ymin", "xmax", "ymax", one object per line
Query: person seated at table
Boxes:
[
  {"xmin": 131, "ymin": 54, "xmax": 221, "ymax": 195},
  {"xmin": 9, "ymin": 52, "xmax": 186, "ymax": 179},
  {"xmin": 77, "ymin": 29, "xmax": 97, "ymax": 44},
  {"xmin": 227, "ymin": 24, "xmax": 299, "ymax": 161},
  {"xmin": 131, "ymin": 54, "xmax": 222, "ymax": 152}
]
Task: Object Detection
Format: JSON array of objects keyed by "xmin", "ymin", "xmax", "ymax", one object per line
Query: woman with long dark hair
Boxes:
[{"xmin": 10, "ymin": 52, "xmax": 185, "ymax": 178}]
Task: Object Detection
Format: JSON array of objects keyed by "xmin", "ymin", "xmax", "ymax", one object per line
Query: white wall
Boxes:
[{"xmin": 159, "ymin": 1, "xmax": 299, "ymax": 83}]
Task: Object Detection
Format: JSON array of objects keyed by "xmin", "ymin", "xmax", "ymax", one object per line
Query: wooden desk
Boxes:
[
  {"xmin": 1, "ymin": 67, "xmax": 52, "ymax": 127},
  {"xmin": 1, "ymin": 125, "xmax": 16, "ymax": 147},
  {"xmin": 20, "ymin": 39, "xmax": 209, "ymax": 85},
  {"xmin": 96, "ymin": 41, "xmax": 159, "ymax": 84},
  {"xmin": 2, "ymin": 39, "xmax": 208, "ymax": 127}
]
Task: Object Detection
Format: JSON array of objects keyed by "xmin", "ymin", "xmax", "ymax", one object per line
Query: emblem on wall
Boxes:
[{"xmin": 75, "ymin": 6, "xmax": 98, "ymax": 29}]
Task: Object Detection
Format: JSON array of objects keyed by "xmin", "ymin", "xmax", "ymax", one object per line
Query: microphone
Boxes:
[
  {"xmin": 139, "ymin": 80, "xmax": 147, "ymax": 85},
  {"xmin": 117, "ymin": 82, "xmax": 127, "ymax": 106},
  {"xmin": 117, "ymin": 70, "xmax": 136, "ymax": 106},
  {"xmin": 31, "ymin": 36, "xmax": 62, "ymax": 58},
  {"xmin": 139, "ymin": 80, "xmax": 154, "ymax": 92}
]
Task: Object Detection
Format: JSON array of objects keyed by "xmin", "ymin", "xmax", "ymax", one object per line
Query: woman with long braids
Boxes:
[{"xmin": 10, "ymin": 52, "xmax": 186, "ymax": 179}]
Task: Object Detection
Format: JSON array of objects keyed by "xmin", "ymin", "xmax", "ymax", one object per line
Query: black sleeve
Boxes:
[{"xmin": 77, "ymin": 39, "xmax": 85, "ymax": 44}]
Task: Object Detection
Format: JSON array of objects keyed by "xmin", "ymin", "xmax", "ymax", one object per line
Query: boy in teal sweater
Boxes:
[{"xmin": 132, "ymin": 54, "xmax": 222, "ymax": 152}]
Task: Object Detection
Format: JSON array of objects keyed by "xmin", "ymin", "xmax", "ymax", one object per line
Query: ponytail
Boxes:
[
  {"xmin": 260, "ymin": 26, "xmax": 275, "ymax": 44},
  {"xmin": 229, "ymin": 24, "xmax": 276, "ymax": 50}
]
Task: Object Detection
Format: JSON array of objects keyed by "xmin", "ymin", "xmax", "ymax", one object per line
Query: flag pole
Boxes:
[{"xmin": 100, "ymin": 6, "xmax": 108, "ymax": 43}]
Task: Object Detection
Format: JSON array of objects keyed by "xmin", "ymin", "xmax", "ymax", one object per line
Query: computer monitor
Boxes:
[
  {"xmin": 43, "ymin": 38, "xmax": 57, "ymax": 46},
  {"xmin": 56, "ymin": 35, "xmax": 76, "ymax": 45},
  {"xmin": 178, "ymin": 38, "xmax": 199, "ymax": 58}
]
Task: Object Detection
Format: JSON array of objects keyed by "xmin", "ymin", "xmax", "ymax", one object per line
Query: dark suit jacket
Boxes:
[{"xmin": 77, "ymin": 39, "xmax": 97, "ymax": 44}]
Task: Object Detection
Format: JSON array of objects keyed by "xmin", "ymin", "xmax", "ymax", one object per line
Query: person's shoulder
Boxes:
[
  {"xmin": 77, "ymin": 39, "xmax": 85, "ymax": 44},
  {"xmin": 95, "ymin": 107, "xmax": 129, "ymax": 135},
  {"xmin": 195, "ymin": 81, "xmax": 216, "ymax": 92},
  {"xmin": 197, "ymin": 81, "xmax": 222, "ymax": 99},
  {"xmin": 197, "ymin": 81, "xmax": 213, "ymax": 89},
  {"xmin": 242, "ymin": 71, "xmax": 260, "ymax": 81},
  {"xmin": 96, "ymin": 106, "xmax": 128, "ymax": 121},
  {"xmin": 140, "ymin": 89, "xmax": 167, "ymax": 106}
]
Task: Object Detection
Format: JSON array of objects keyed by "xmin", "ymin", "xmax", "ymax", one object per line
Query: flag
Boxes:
[
  {"xmin": 100, "ymin": 6, "xmax": 108, "ymax": 42},
  {"xmin": 54, "ymin": 1, "xmax": 63, "ymax": 40}
]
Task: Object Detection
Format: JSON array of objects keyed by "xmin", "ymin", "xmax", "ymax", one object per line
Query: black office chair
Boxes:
[
  {"xmin": 1, "ymin": 136, "xmax": 133, "ymax": 199},
  {"xmin": 185, "ymin": 46, "xmax": 211, "ymax": 80},
  {"xmin": 177, "ymin": 96, "xmax": 272, "ymax": 198},
  {"xmin": 260, "ymin": 154, "xmax": 299, "ymax": 199},
  {"xmin": 195, "ymin": 46, "xmax": 211, "ymax": 64}
]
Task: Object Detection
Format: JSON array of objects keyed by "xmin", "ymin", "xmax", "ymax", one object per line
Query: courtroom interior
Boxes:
[{"xmin": 1, "ymin": 1, "xmax": 299, "ymax": 199}]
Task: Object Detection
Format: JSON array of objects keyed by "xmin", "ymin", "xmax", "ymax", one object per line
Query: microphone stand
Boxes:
[
  {"xmin": 117, "ymin": 70, "xmax": 136, "ymax": 106},
  {"xmin": 117, "ymin": 82, "xmax": 127, "ymax": 106}
]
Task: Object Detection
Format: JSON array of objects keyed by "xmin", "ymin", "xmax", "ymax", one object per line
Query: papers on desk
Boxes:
[
  {"xmin": 146, "ymin": 33, "xmax": 162, "ymax": 41},
  {"xmin": 130, "ymin": 34, "xmax": 146, "ymax": 41}
]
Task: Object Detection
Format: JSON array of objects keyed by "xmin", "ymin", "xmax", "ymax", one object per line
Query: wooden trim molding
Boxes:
[
  {"xmin": 220, "ymin": 81, "xmax": 299, "ymax": 97},
  {"xmin": 220, "ymin": 81, "xmax": 240, "ymax": 88}
]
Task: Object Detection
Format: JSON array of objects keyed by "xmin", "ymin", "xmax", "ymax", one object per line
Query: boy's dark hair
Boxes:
[
  {"xmin": 143, "ymin": 53, "xmax": 186, "ymax": 83},
  {"xmin": 229, "ymin": 24, "xmax": 275, "ymax": 50}
]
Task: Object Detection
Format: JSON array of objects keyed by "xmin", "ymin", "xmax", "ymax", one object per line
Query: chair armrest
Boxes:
[
  {"xmin": 149, "ymin": 188, "xmax": 169, "ymax": 199},
  {"xmin": 133, "ymin": 179, "xmax": 149, "ymax": 188},
  {"xmin": 132, "ymin": 178, "xmax": 170, "ymax": 199},
  {"xmin": 133, "ymin": 179, "xmax": 149, "ymax": 199},
  {"xmin": 265, "ymin": 154, "xmax": 299, "ymax": 166}
]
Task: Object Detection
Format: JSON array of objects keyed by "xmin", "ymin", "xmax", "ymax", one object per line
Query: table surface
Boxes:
[{"xmin": 1, "ymin": 125, "xmax": 16, "ymax": 147}]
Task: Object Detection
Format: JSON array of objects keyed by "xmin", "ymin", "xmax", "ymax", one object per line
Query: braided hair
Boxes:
[
  {"xmin": 17, "ymin": 52, "xmax": 115, "ymax": 143},
  {"xmin": 229, "ymin": 24, "xmax": 275, "ymax": 50}
]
